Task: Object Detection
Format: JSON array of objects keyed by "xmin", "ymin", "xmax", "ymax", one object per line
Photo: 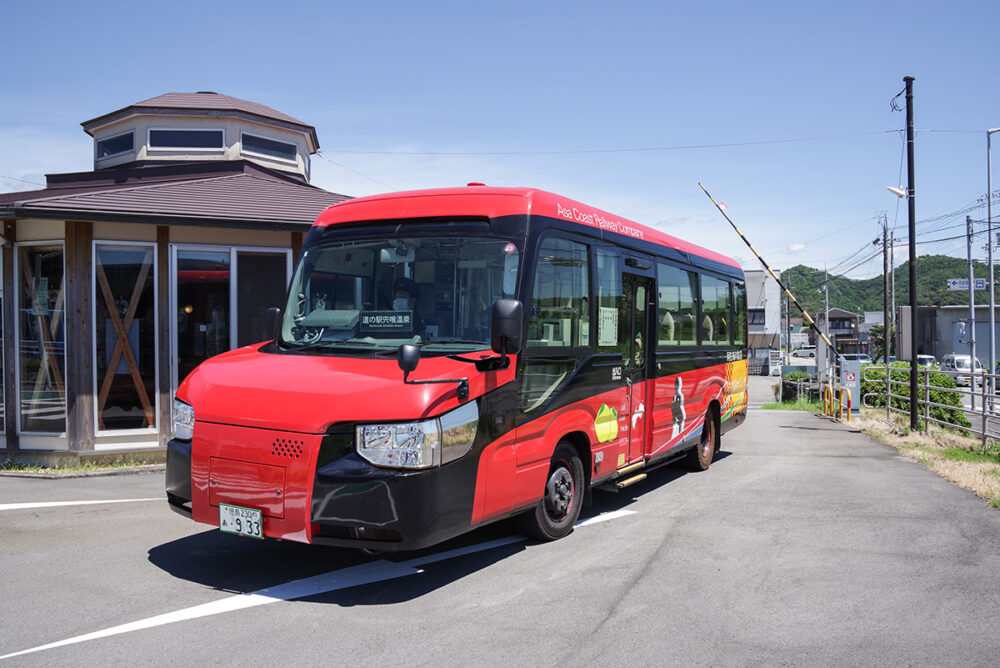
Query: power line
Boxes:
[
  {"xmin": 313, "ymin": 150, "xmax": 396, "ymax": 190},
  {"xmin": 327, "ymin": 130, "xmax": 900, "ymax": 156},
  {"xmin": 0, "ymin": 173, "xmax": 46, "ymax": 188}
]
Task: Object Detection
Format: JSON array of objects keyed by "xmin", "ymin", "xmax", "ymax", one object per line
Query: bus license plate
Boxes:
[{"xmin": 219, "ymin": 503, "xmax": 263, "ymax": 539}]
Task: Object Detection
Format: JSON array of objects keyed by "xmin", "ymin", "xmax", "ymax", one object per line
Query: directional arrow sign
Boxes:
[{"xmin": 947, "ymin": 278, "xmax": 987, "ymax": 291}]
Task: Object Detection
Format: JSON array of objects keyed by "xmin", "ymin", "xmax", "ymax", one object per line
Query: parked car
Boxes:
[
  {"xmin": 940, "ymin": 353, "xmax": 983, "ymax": 387},
  {"xmin": 916, "ymin": 354, "xmax": 937, "ymax": 369},
  {"xmin": 791, "ymin": 346, "xmax": 816, "ymax": 359},
  {"xmin": 840, "ymin": 353, "xmax": 872, "ymax": 364}
]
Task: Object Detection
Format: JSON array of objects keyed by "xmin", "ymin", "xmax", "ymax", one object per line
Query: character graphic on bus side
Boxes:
[{"xmin": 671, "ymin": 376, "xmax": 686, "ymax": 438}]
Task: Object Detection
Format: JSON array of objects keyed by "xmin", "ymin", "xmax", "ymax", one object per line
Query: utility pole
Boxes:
[
  {"xmin": 785, "ymin": 287, "xmax": 791, "ymax": 363},
  {"xmin": 890, "ymin": 233, "xmax": 896, "ymax": 353},
  {"xmin": 904, "ymin": 75, "xmax": 918, "ymax": 430},
  {"xmin": 968, "ymin": 215, "xmax": 978, "ymax": 411},
  {"xmin": 824, "ymin": 265, "xmax": 831, "ymax": 385},
  {"xmin": 882, "ymin": 215, "xmax": 891, "ymax": 418},
  {"xmin": 988, "ymin": 128, "xmax": 999, "ymax": 395}
]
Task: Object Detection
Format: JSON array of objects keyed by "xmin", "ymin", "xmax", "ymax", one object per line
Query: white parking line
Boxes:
[
  {"xmin": 0, "ymin": 498, "xmax": 162, "ymax": 512},
  {"xmin": 0, "ymin": 509, "xmax": 637, "ymax": 661}
]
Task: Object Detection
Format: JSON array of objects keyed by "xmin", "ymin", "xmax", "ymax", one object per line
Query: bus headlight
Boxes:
[
  {"xmin": 356, "ymin": 402, "xmax": 479, "ymax": 469},
  {"xmin": 173, "ymin": 399, "xmax": 195, "ymax": 441}
]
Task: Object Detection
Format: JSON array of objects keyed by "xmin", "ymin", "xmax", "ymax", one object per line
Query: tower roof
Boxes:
[{"xmin": 81, "ymin": 92, "xmax": 319, "ymax": 149}]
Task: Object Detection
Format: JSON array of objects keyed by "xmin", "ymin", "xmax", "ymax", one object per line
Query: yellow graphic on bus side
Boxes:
[{"xmin": 595, "ymin": 403, "xmax": 619, "ymax": 443}]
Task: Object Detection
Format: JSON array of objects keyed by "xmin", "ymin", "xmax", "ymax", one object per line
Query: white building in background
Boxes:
[{"xmin": 745, "ymin": 269, "xmax": 782, "ymax": 374}]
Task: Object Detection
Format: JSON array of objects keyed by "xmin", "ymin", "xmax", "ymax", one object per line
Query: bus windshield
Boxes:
[{"xmin": 279, "ymin": 234, "xmax": 521, "ymax": 354}]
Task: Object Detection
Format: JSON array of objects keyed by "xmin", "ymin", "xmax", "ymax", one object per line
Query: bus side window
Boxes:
[
  {"xmin": 595, "ymin": 249, "xmax": 625, "ymax": 357},
  {"xmin": 700, "ymin": 274, "xmax": 731, "ymax": 346},
  {"xmin": 657, "ymin": 263, "xmax": 698, "ymax": 347},
  {"xmin": 526, "ymin": 237, "xmax": 589, "ymax": 348},
  {"xmin": 734, "ymin": 282, "xmax": 747, "ymax": 347}
]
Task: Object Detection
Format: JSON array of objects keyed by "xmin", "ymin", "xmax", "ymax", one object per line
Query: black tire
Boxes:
[
  {"xmin": 519, "ymin": 442, "xmax": 585, "ymax": 541},
  {"xmin": 685, "ymin": 408, "xmax": 717, "ymax": 472}
]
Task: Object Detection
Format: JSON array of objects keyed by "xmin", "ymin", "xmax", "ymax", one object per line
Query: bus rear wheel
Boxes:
[
  {"xmin": 519, "ymin": 443, "xmax": 584, "ymax": 541},
  {"xmin": 686, "ymin": 410, "xmax": 717, "ymax": 472}
]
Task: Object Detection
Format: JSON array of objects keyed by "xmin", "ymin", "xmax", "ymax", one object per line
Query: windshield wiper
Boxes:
[
  {"xmin": 281, "ymin": 340, "xmax": 379, "ymax": 353},
  {"xmin": 418, "ymin": 339, "xmax": 488, "ymax": 347}
]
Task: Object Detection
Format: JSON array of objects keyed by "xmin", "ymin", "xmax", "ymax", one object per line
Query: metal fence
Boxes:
[{"xmin": 861, "ymin": 364, "xmax": 1000, "ymax": 448}]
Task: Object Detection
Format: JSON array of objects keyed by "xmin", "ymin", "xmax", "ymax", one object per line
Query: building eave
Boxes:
[{"xmin": 0, "ymin": 204, "xmax": 314, "ymax": 231}]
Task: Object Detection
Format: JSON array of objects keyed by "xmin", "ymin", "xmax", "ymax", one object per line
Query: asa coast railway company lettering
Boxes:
[
  {"xmin": 165, "ymin": 186, "xmax": 747, "ymax": 553},
  {"xmin": 556, "ymin": 202, "xmax": 645, "ymax": 240}
]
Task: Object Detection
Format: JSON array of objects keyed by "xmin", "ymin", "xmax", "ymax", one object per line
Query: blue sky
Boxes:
[{"xmin": 2, "ymin": 0, "xmax": 998, "ymax": 278}]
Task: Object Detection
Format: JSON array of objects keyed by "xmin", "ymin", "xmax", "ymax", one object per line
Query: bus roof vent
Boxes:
[{"xmin": 467, "ymin": 182, "xmax": 486, "ymax": 187}]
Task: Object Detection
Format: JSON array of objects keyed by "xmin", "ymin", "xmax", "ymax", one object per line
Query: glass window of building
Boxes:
[
  {"xmin": 241, "ymin": 133, "xmax": 297, "ymax": 162},
  {"xmin": 149, "ymin": 129, "xmax": 224, "ymax": 150},
  {"xmin": 175, "ymin": 249, "xmax": 230, "ymax": 385},
  {"xmin": 94, "ymin": 243, "xmax": 157, "ymax": 431},
  {"xmin": 96, "ymin": 131, "xmax": 134, "ymax": 159},
  {"xmin": 17, "ymin": 244, "xmax": 66, "ymax": 434}
]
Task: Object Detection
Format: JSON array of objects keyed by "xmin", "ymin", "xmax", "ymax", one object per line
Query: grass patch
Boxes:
[
  {"xmin": 939, "ymin": 447, "xmax": 1000, "ymax": 465},
  {"xmin": 0, "ymin": 456, "xmax": 160, "ymax": 475},
  {"xmin": 760, "ymin": 398, "xmax": 824, "ymax": 413},
  {"xmin": 992, "ymin": 498, "xmax": 1000, "ymax": 509}
]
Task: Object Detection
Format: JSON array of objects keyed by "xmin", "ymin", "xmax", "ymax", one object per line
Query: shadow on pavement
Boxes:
[{"xmin": 147, "ymin": 455, "xmax": 720, "ymax": 604}]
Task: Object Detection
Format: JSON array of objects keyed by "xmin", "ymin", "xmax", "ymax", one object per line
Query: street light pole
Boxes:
[
  {"xmin": 904, "ymin": 76, "xmax": 918, "ymax": 430},
  {"xmin": 968, "ymin": 215, "xmax": 978, "ymax": 411}
]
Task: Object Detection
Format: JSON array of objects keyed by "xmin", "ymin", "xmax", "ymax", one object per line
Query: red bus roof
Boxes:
[{"xmin": 313, "ymin": 186, "xmax": 741, "ymax": 271}]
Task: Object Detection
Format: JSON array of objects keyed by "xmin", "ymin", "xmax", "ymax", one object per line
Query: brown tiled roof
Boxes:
[
  {"xmin": 0, "ymin": 161, "xmax": 349, "ymax": 228},
  {"xmin": 131, "ymin": 93, "xmax": 310, "ymax": 127},
  {"xmin": 81, "ymin": 92, "xmax": 319, "ymax": 148}
]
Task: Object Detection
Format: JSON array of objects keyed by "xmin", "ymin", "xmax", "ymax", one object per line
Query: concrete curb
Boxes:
[{"xmin": 0, "ymin": 464, "xmax": 165, "ymax": 480}]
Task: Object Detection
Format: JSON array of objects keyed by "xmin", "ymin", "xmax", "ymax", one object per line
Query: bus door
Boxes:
[{"xmin": 623, "ymin": 271, "xmax": 654, "ymax": 463}]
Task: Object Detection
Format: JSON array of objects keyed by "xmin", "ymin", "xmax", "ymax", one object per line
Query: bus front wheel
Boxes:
[{"xmin": 519, "ymin": 443, "xmax": 584, "ymax": 541}]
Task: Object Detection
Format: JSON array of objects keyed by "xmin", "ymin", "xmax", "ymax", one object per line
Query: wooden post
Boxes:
[
  {"xmin": 291, "ymin": 231, "xmax": 304, "ymax": 262},
  {"xmin": 65, "ymin": 220, "xmax": 95, "ymax": 451},
  {"xmin": 157, "ymin": 225, "xmax": 171, "ymax": 448},
  {"xmin": 2, "ymin": 220, "xmax": 17, "ymax": 448}
]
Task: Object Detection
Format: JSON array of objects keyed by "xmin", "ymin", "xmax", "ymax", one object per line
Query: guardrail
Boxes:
[{"xmin": 861, "ymin": 364, "xmax": 998, "ymax": 448}]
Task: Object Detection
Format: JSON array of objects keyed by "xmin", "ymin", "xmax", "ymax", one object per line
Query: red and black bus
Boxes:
[{"xmin": 166, "ymin": 186, "xmax": 748, "ymax": 550}]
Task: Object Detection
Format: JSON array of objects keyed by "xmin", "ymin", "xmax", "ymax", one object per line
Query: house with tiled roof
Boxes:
[{"xmin": 0, "ymin": 92, "xmax": 350, "ymax": 460}]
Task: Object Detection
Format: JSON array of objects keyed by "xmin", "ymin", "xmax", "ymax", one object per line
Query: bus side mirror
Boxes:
[
  {"xmin": 491, "ymin": 299, "xmax": 524, "ymax": 356},
  {"xmin": 265, "ymin": 307, "xmax": 282, "ymax": 340},
  {"xmin": 398, "ymin": 343, "xmax": 421, "ymax": 379}
]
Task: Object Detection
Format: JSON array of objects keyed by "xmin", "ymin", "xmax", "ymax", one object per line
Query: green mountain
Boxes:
[{"xmin": 778, "ymin": 255, "xmax": 998, "ymax": 317}]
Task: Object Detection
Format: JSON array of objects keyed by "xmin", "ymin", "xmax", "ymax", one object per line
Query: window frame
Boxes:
[
  {"xmin": 13, "ymin": 240, "xmax": 67, "ymax": 437},
  {"xmin": 147, "ymin": 127, "xmax": 226, "ymax": 152},
  {"xmin": 169, "ymin": 244, "xmax": 292, "ymax": 397},
  {"xmin": 95, "ymin": 130, "xmax": 136, "ymax": 161},
  {"xmin": 91, "ymin": 240, "xmax": 159, "ymax": 437},
  {"xmin": 523, "ymin": 232, "xmax": 593, "ymax": 356},
  {"xmin": 655, "ymin": 260, "xmax": 701, "ymax": 350},
  {"xmin": 240, "ymin": 131, "xmax": 298, "ymax": 164}
]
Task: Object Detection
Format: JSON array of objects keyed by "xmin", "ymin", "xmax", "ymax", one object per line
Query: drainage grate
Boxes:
[{"xmin": 272, "ymin": 438, "xmax": 304, "ymax": 459}]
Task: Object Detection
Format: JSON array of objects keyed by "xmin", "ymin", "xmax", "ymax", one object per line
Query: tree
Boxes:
[{"xmin": 869, "ymin": 323, "xmax": 895, "ymax": 362}]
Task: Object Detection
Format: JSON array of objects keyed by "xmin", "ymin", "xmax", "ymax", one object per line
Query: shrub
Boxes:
[
  {"xmin": 784, "ymin": 370, "xmax": 810, "ymax": 381},
  {"xmin": 862, "ymin": 361, "xmax": 970, "ymax": 428}
]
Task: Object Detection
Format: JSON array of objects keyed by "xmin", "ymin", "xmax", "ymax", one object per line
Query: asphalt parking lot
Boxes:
[{"xmin": 2, "ymin": 377, "xmax": 999, "ymax": 666}]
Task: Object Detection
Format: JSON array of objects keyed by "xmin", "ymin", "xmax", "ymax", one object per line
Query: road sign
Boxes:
[{"xmin": 947, "ymin": 278, "xmax": 987, "ymax": 291}]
